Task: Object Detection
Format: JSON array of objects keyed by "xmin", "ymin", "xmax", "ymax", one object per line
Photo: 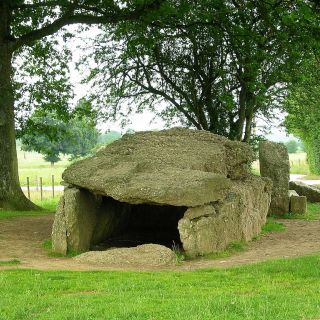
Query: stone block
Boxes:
[
  {"xmin": 289, "ymin": 190, "xmax": 299, "ymax": 197},
  {"xmin": 290, "ymin": 195, "xmax": 307, "ymax": 214},
  {"xmin": 178, "ymin": 176, "xmax": 272, "ymax": 257},
  {"xmin": 289, "ymin": 181, "xmax": 320, "ymax": 202}
]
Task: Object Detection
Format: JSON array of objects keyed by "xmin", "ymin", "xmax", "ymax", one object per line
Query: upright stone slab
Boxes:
[{"xmin": 259, "ymin": 141, "xmax": 290, "ymax": 215}]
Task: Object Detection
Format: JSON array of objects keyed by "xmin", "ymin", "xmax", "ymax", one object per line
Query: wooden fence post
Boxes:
[
  {"xmin": 40, "ymin": 177, "xmax": 43, "ymax": 201},
  {"xmin": 52, "ymin": 175, "xmax": 55, "ymax": 198},
  {"xmin": 27, "ymin": 177, "xmax": 30, "ymax": 200}
]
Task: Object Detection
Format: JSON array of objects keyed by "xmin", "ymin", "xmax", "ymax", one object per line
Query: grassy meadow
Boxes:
[
  {"xmin": 18, "ymin": 149, "xmax": 70, "ymax": 188},
  {"xmin": 1, "ymin": 255, "xmax": 320, "ymax": 319},
  {"xmin": 0, "ymin": 198, "xmax": 59, "ymax": 220}
]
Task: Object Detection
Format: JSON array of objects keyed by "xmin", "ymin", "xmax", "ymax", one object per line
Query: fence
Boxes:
[{"xmin": 23, "ymin": 175, "xmax": 63, "ymax": 200}]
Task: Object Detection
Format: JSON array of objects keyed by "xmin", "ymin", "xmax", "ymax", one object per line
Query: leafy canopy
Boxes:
[
  {"xmin": 21, "ymin": 99, "xmax": 99, "ymax": 164},
  {"xmin": 80, "ymin": 0, "xmax": 318, "ymax": 142}
]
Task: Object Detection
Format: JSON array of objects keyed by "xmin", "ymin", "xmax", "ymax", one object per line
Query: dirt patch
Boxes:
[{"xmin": 0, "ymin": 214, "xmax": 319, "ymax": 271}]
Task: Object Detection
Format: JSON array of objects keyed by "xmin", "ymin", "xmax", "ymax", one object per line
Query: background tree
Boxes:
[
  {"xmin": 285, "ymin": 140, "xmax": 299, "ymax": 154},
  {"xmin": 82, "ymin": 0, "xmax": 317, "ymax": 142},
  {"xmin": 21, "ymin": 100, "xmax": 99, "ymax": 165},
  {"xmin": 285, "ymin": 58, "xmax": 320, "ymax": 174},
  {"xmin": 0, "ymin": 0, "xmax": 164, "ymax": 210},
  {"xmin": 63, "ymin": 107, "xmax": 99, "ymax": 160},
  {"xmin": 98, "ymin": 131, "xmax": 122, "ymax": 145}
]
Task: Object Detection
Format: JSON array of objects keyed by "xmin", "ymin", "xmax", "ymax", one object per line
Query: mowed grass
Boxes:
[
  {"xmin": 1, "ymin": 255, "xmax": 320, "ymax": 319},
  {"xmin": 17, "ymin": 149, "xmax": 69, "ymax": 187},
  {"xmin": 0, "ymin": 197, "xmax": 59, "ymax": 220}
]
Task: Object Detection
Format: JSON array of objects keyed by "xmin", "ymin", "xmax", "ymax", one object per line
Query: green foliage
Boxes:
[
  {"xmin": 20, "ymin": 99, "xmax": 99, "ymax": 164},
  {"xmin": 4, "ymin": 255, "xmax": 320, "ymax": 319},
  {"xmin": 285, "ymin": 59, "xmax": 320, "ymax": 174},
  {"xmin": 285, "ymin": 140, "xmax": 299, "ymax": 154},
  {"xmin": 81, "ymin": 0, "xmax": 318, "ymax": 141},
  {"xmin": 14, "ymin": 38, "xmax": 74, "ymax": 130},
  {"xmin": 20, "ymin": 112, "xmax": 68, "ymax": 164},
  {"xmin": 249, "ymin": 135, "xmax": 266, "ymax": 161},
  {"xmin": 97, "ymin": 131, "xmax": 122, "ymax": 145}
]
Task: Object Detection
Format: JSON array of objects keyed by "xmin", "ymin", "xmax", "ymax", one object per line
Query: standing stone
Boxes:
[
  {"xmin": 52, "ymin": 196, "xmax": 67, "ymax": 255},
  {"xmin": 259, "ymin": 141, "xmax": 290, "ymax": 215},
  {"xmin": 52, "ymin": 187, "xmax": 99, "ymax": 254}
]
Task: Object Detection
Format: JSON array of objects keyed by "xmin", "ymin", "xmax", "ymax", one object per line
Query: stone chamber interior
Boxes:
[{"xmin": 92, "ymin": 196, "xmax": 187, "ymax": 251}]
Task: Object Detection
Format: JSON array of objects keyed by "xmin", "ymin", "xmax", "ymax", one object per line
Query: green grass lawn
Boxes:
[
  {"xmin": 1, "ymin": 255, "xmax": 320, "ymax": 319},
  {"xmin": 0, "ymin": 198, "xmax": 58, "ymax": 220}
]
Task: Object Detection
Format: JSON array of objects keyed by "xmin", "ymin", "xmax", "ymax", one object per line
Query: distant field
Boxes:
[{"xmin": 17, "ymin": 149, "xmax": 70, "ymax": 188}]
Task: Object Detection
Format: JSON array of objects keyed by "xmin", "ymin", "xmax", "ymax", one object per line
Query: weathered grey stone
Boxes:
[
  {"xmin": 289, "ymin": 190, "xmax": 299, "ymax": 197},
  {"xmin": 52, "ymin": 196, "xmax": 67, "ymax": 255},
  {"xmin": 62, "ymin": 128, "xmax": 253, "ymax": 207},
  {"xmin": 64, "ymin": 187, "xmax": 98, "ymax": 253},
  {"xmin": 53, "ymin": 128, "xmax": 272, "ymax": 258},
  {"xmin": 259, "ymin": 141, "xmax": 290, "ymax": 215},
  {"xmin": 290, "ymin": 195, "xmax": 307, "ymax": 214},
  {"xmin": 52, "ymin": 188, "xmax": 135, "ymax": 254},
  {"xmin": 289, "ymin": 181, "xmax": 320, "ymax": 202},
  {"xmin": 178, "ymin": 176, "xmax": 272, "ymax": 257},
  {"xmin": 73, "ymin": 244, "xmax": 176, "ymax": 267}
]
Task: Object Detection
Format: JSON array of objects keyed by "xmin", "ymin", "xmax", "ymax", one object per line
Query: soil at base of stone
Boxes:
[{"xmin": 1, "ymin": 214, "xmax": 320, "ymax": 271}]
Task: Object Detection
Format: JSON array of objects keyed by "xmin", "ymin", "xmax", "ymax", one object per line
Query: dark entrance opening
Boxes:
[{"xmin": 93, "ymin": 197, "xmax": 187, "ymax": 250}]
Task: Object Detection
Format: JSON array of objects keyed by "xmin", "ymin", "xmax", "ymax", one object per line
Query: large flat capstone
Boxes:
[{"xmin": 62, "ymin": 129, "xmax": 252, "ymax": 207}]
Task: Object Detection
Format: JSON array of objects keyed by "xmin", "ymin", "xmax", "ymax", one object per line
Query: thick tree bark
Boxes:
[{"xmin": 0, "ymin": 3, "xmax": 39, "ymax": 210}]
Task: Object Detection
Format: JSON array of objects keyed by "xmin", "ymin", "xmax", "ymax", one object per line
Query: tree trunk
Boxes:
[
  {"xmin": 243, "ymin": 113, "xmax": 253, "ymax": 143},
  {"xmin": 0, "ymin": 3, "xmax": 39, "ymax": 210}
]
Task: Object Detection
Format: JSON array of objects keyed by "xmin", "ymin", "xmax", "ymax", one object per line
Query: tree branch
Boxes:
[{"xmin": 13, "ymin": 0, "xmax": 164, "ymax": 50}]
